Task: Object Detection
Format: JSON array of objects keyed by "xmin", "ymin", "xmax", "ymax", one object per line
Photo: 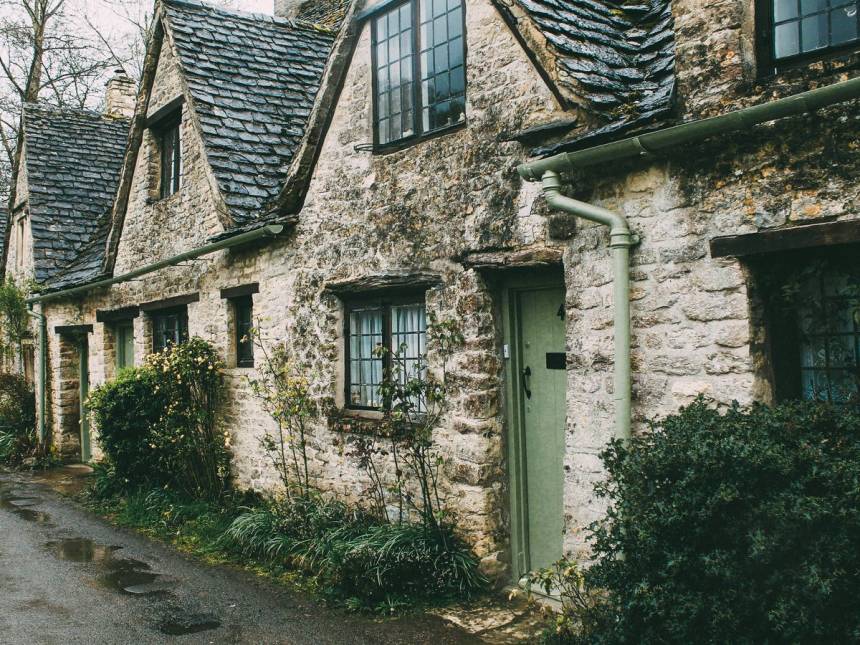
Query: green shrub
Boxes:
[
  {"xmin": 223, "ymin": 496, "xmax": 486, "ymax": 610},
  {"xmin": 0, "ymin": 373, "xmax": 36, "ymax": 465},
  {"xmin": 88, "ymin": 338, "xmax": 229, "ymax": 498},
  {"xmin": 87, "ymin": 368, "xmax": 165, "ymax": 486},
  {"xmin": 578, "ymin": 399, "xmax": 860, "ymax": 644}
]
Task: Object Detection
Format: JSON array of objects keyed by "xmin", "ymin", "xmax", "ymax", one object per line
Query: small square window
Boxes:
[
  {"xmin": 151, "ymin": 307, "xmax": 188, "ymax": 354},
  {"xmin": 345, "ymin": 298, "xmax": 427, "ymax": 410}
]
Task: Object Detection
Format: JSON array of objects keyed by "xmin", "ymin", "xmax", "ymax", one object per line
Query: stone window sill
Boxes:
[{"xmin": 328, "ymin": 409, "xmax": 386, "ymax": 436}]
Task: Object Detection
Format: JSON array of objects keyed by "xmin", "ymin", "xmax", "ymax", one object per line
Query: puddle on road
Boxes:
[
  {"xmin": 157, "ymin": 612, "xmax": 222, "ymax": 636},
  {"xmin": 0, "ymin": 489, "xmax": 52, "ymax": 525},
  {"xmin": 44, "ymin": 537, "xmax": 176, "ymax": 596},
  {"xmin": 30, "ymin": 465, "xmax": 92, "ymax": 497},
  {"xmin": 44, "ymin": 538, "xmax": 120, "ymax": 563}
]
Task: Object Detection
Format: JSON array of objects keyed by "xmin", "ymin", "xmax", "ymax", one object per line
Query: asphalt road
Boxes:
[{"xmin": 0, "ymin": 468, "xmax": 479, "ymax": 645}]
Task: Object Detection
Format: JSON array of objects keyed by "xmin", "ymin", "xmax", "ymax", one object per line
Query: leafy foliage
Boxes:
[
  {"xmin": 552, "ymin": 399, "xmax": 860, "ymax": 644},
  {"xmin": 0, "ymin": 278, "xmax": 29, "ymax": 363},
  {"xmin": 222, "ymin": 494, "xmax": 485, "ymax": 611},
  {"xmin": 246, "ymin": 328, "xmax": 316, "ymax": 499},
  {"xmin": 0, "ymin": 372, "xmax": 36, "ymax": 464},
  {"xmin": 346, "ymin": 316, "xmax": 463, "ymax": 541},
  {"xmin": 87, "ymin": 338, "xmax": 229, "ymax": 499},
  {"xmin": 527, "ymin": 558, "xmax": 608, "ymax": 643}
]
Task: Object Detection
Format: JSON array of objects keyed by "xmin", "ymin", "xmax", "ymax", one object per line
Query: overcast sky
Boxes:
[{"xmin": 81, "ymin": 0, "xmax": 273, "ymax": 55}]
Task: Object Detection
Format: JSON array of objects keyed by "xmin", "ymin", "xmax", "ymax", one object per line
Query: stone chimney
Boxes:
[
  {"xmin": 104, "ymin": 68, "xmax": 136, "ymax": 119},
  {"xmin": 274, "ymin": 0, "xmax": 303, "ymax": 19}
]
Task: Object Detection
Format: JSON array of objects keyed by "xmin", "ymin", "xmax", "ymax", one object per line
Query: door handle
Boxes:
[{"xmin": 521, "ymin": 366, "xmax": 532, "ymax": 400}]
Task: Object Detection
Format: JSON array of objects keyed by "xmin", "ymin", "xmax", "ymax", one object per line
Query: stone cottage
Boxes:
[{"xmin": 2, "ymin": 0, "xmax": 859, "ymax": 585}]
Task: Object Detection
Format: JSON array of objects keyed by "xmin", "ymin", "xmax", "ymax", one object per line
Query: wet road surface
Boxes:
[{"xmin": 0, "ymin": 469, "xmax": 480, "ymax": 644}]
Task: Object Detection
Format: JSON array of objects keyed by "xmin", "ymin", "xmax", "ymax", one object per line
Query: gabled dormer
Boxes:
[{"xmin": 105, "ymin": 0, "xmax": 346, "ymax": 276}]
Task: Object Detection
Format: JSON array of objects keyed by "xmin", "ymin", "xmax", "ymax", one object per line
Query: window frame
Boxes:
[
  {"xmin": 343, "ymin": 293, "xmax": 427, "ymax": 412},
  {"xmin": 756, "ymin": 246, "xmax": 860, "ymax": 404},
  {"xmin": 370, "ymin": 0, "xmax": 468, "ymax": 152},
  {"xmin": 156, "ymin": 111, "xmax": 182, "ymax": 199},
  {"xmin": 757, "ymin": 0, "xmax": 860, "ymax": 75},
  {"xmin": 232, "ymin": 295, "xmax": 255, "ymax": 368},
  {"xmin": 150, "ymin": 306, "xmax": 189, "ymax": 354},
  {"xmin": 15, "ymin": 216, "xmax": 24, "ymax": 268}
]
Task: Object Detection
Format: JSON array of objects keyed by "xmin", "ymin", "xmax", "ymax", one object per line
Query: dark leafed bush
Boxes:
[
  {"xmin": 87, "ymin": 338, "xmax": 229, "ymax": 499},
  {"xmin": 579, "ymin": 399, "xmax": 860, "ymax": 644},
  {"xmin": 0, "ymin": 373, "xmax": 37, "ymax": 465}
]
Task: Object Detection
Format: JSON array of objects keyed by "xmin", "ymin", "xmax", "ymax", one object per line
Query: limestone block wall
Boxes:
[{"xmin": 33, "ymin": 0, "xmax": 860, "ymax": 572}]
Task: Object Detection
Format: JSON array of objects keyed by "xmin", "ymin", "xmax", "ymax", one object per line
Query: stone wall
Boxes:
[{"xmin": 35, "ymin": 0, "xmax": 860, "ymax": 572}]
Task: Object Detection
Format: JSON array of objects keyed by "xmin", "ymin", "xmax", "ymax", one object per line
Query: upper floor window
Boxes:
[
  {"xmin": 371, "ymin": 0, "xmax": 466, "ymax": 149},
  {"xmin": 765, "ymin": 0, "xmax": 859, "ymax": 64},
  {"xmin": 151, "ymin": 306, "xmax": 188, "ymax": 354},
  {"xmin": 346, "ymin": 298, "xmax": 427, "ymax": 410},
  {"xmin": 158, "ymin": 112, "xmax": 181, "ymax": 198},
  {"xmin": 15, "ymin": 215, "xmax": 25, "ymax": 268}
]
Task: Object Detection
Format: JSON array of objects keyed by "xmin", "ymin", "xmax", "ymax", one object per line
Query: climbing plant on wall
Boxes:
[{"xmin": 0, "ymin": 278, "xmax": 29, "ymax": 364}]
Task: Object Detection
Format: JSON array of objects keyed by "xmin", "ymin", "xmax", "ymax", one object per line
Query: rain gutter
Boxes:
[
  {"xmin": 27, "ymin": 224, "xmax": 285, "ymax": 305},
  {"xmin": 517, "ymin": 76, "xmax": 860, "ymax": 442}
]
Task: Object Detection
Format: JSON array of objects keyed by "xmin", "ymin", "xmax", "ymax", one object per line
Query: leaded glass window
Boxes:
[
  {"xmin": 372, "ymin": 0, "xmax": 465, "ymax": 148},
  {"xmin": 346, "ymin": 300, "xmax": 427, "ymax": 410},
  {"xmin": 152, "ymin": 307, "xmax": 188, "ymax": 354},
  {"xmin": 771, "ymin": 0, "xmax": 859, "ymax": 60},
  {"xmin": 158, "ymin": 112, "xmax": 182, "ymax": 198},
  {"xmin": 349, "ymin": 307, "xmax": 385, "ymax": 408},
  {"xmin": 796, "ymin": 264, "xmax": 860, "ymax": 404}
]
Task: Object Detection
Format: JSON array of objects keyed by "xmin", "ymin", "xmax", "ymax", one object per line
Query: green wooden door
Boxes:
[
  {"xmin": 116, "ymin": 322, "xmax": 134, "ymax": 371},
  {"xmin": 505, "ymin": 282, "xmax": 567, "ymax": 579},
  {"xmin": 78, "ymin": 338, "xmax": 91, "ymax": 463}
]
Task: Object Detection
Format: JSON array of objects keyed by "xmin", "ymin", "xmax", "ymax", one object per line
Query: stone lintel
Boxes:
[
  {"xmin": 54, "ymin": 324, "xmax": 94, "ymax": 335},
  {"xmin": 140, "ymin": 292, "xmax": 200, "ymax": 312},
  {"xmin": 220, "ymin": 283, "xmax": 259, "ymax": 300},
  {"xmin": 710, "ymin": 219, "xmax": 860, "ymax": 258},
  {"xmin": 324, "ymin": 272, "xmax": 442, "ymax": 297},
  {"xmin": 460, "ymin": 246, "xmax": 564, "ymax": 271},
  {"xmin": 95, "ymin": 306, "xmax": 140, "ymax": 323}
]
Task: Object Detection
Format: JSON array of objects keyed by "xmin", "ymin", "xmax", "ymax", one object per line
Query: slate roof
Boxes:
[
  {"xmin": 22, "ymin": 103, "xmax": 129, "ymax": 285},
  {"xmin": 295, "ymin": 0, "xmax": 351, "ymax": 29},
  {"xmin": 495, "ymin": 0, "xmax": 675, "ymax": 155},
  {"xmin": 162, "ymin": 0, "xmax": 338, "ymax": 226}
]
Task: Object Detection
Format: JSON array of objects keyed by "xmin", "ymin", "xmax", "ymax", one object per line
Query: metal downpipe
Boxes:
[
  {"xmin": 26, "ymin": 306, "xmax": 47, "ymax": 445},
  {"xmin": 541, "ymin": 171, "xmax": 633, "ymax": 442}
]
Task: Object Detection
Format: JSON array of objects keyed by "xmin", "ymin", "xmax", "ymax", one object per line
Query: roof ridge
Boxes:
[
  {"xmin": 23, "ymin": 101, "xmax": 131, "ymax": 124},
  {"xmin": 161, "ymin": 0, "xmax": 339, "ymax": 35}
]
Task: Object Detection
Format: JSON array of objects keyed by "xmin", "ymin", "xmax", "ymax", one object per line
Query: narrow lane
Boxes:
[{"xmin": 0, "ymin": 469, "xmax": 479, "ymax": 645}]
